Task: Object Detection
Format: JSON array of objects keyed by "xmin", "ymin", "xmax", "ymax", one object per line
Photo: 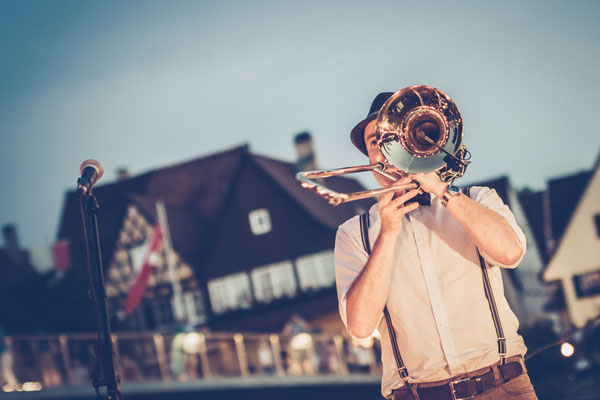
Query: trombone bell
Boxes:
[
  {"xmin": 296, "ymin": 85, "xmax": 470, "ymax": 206},
  {"xmin": 377, "ymin": 85, "xmax": 468, "ymax": 180}
]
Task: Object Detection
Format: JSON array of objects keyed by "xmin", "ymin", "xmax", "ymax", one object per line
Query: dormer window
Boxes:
[{"xmin": 248, "ymin": 208, "xmax": 272, "ymax": 235}]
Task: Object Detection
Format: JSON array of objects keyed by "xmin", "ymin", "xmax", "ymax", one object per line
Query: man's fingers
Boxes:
[
  {"xmin": 381, "ymin": 199, "xmax": 419, "ymax": 221},
  {"xmin": 379, "ymin": 178, "xmax": 411, "ymax": 204},
  {"xmin": 404, "ymin": 201, "xmax": 420, "ymax": 212},
  {"xmin": 390, "ymin": 189, "xmax": 420, "ymax": 207},
  {"xmin": 378, "ymin": 190, "xmax": 396, "ymax": 206}
]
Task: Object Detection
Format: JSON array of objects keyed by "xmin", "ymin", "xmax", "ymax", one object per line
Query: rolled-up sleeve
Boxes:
[
  {"xmin": 334, "ymin": 221, "xmax": 369, "ymax": 330},
  {"xmin": 470, "ymin": 186, "xmax": 527, "ymax": 268}
]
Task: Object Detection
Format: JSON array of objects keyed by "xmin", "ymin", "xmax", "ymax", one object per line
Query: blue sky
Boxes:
[{"xmin": 1, "ymin": 0, "xmax": 599, "ymax": 248}]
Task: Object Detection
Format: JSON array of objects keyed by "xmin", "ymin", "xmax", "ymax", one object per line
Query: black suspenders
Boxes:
[
  {"xmin": 360, "ymin": 212, "xmax": 411, "ymax": 386},
  {"xmin": 358, "ymin": 188, "xmax": 507, "ymax": 387}
]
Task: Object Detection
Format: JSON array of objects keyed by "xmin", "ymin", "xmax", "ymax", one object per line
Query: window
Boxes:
[
  {"xmin": 248, "ymin": 208, "xmax": 272, "ymax": 235},
  {"xmin": 153, "ymin": 298, "xmax": 175, "ymax": 327},
  {"xmin": 182, "ymin": 291, "xmax": 208, "ymax": 324},
  {"xmin": 128, "ymin": 242, "xmax": 148, "ymax": 272},
  {"xmin": 208, "ymin": 272, "xmax": 253, "ymax": 314},
  {"xmin": 140, "ymin": 298, "xmax": 174, "ymax": 330},
  {"xmin": 295, "ymin": 251, "xmax": 335, "ymax": 291},
  {"xmin": 573, "ymin": 269, "xmax": 600, "ymax": 298},
  {"xmin": 251, "ymin": 261, "xmax": 297, "ymax": 303},
  {"xmin": 594, "ymin": 213, "xmax": 600, "ymax": 237}
]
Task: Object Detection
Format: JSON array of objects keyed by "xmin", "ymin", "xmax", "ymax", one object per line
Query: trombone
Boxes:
[{"xmin": 296, "ymin": 85, "xmax": 471, "ymax": 206}]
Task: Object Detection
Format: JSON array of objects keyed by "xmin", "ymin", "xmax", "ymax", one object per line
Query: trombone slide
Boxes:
[{"xmin": 296, "ymin": 163, "xmax": 419, "ymax": 206}]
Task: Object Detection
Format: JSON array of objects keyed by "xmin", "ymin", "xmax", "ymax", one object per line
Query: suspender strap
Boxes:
[
  {"xmin": 478, "ymin": 252, "xmax": 508, "ymax": 363},
  {"xmin": 359, "ymin": 212, "xmax": 372, "ymax": 254},
  {"xmin": 359, "ymin": 212, "xmax": 411, "ymax": 386},
  {"xmin": 464, "ymin": 187, "xmax": 507, "ymax": 364},
  {"xmin": 357, "ymin": 187, "xmax": 510, "ymax": 386}
]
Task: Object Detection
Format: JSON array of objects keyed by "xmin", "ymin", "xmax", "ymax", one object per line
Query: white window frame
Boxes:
[
  {"xmin": 251, "ymin": 261, "xmax": 297, "ymax": 303},
  {"xmin": 248, "ymin": 208, "xmax": 272, "ymax": 235},
  {"xmin": 208, "ymin": 272, "xmax": 253, "ymax": 314},
  {"xmin": 182, "ymin": 291, "xmax": 208, "ymax": 324},
  {"xmin": 295, "ymin": 250, "xmax": 335, "ymax": 291}
]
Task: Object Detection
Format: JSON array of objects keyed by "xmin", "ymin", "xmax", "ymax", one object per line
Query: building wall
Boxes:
[
  {"xmin": 544, "ymin": 165, "xmax": 600, "ymax": 328},
  {"xmin": 203, "ymin": 159, "xmax": 337, "ymax": 279}
]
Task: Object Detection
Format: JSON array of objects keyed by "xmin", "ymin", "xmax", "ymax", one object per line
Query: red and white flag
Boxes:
[{"xmin": 125, "ymin": 225, "xmax": 162, "ymax": 315}]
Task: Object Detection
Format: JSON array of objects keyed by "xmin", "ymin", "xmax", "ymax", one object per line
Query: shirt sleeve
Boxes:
[
  {"xmin": 469, "ymin": 186, "xmax": 527, "ymax": 268},
  {"xmin": 334, "ymin": 221, "xmax": 369, "ymax": 331}
]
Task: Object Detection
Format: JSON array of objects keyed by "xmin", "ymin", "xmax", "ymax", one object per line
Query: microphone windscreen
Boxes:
[{"xmin": 79, "ymin": 159, "xmax": 104, "ymax": 180}]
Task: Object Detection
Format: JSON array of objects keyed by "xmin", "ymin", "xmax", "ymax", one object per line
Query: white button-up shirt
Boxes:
[{"xmin": 334, "ymin": 186, "xmax": 528, "ymax": 398}]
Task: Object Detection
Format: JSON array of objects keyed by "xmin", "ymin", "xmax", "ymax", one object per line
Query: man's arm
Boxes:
[
  {"xmin": 411, "ymin": 173, "xmax": 524, "ymax": 267},
  {"xmin": 345, "ymin": 180, "xmax": 420, "ymax": 338}
]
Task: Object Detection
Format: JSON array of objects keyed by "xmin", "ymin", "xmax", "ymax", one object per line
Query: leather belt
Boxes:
[{"xmin": 391, "ymin": 357, "xmax": 524, "ymax": 400}]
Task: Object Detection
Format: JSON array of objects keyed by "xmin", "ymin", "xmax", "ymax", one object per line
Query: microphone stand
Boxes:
[{"xmin": 78, "ymin": 190, "xmax": 123, "ymax": 400}]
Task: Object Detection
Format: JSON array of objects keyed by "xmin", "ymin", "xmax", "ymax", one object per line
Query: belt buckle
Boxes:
[{"xmin": 448, "ymin": 376, "xmax": 472, "ymax": 400}]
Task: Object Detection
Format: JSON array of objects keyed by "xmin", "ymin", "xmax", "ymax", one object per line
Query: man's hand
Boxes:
[
  {"xmin": 346, "ymin": 176, "xmax": 420, "ymax": 338},
  {"xmin": 377, "ymin": 177, "xmax": 420, "ymax": 235},
  {"xmin": 409, "ymin": 172, "xmax": 447, "ymax": 199},
  {"xmin": 410, "ymin": 172, "xmax": 525, "ymax": 266}
]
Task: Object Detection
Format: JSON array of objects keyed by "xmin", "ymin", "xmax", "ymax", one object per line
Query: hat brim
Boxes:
[{"xmin": 350, "ymin": 112, "xmax": 378, "ymax": 157}]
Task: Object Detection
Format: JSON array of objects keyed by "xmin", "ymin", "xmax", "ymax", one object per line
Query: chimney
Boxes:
[
  {"xmin": 294, "ymin": 131, "xmax": 317, "ymax": 171},
  {"xmin": 116, "ymin": 167, "xmax": 130, "ymax": 181},
  {"xmin": 2, "ymin": 224, "xmax": 25, "ymax": 265}
]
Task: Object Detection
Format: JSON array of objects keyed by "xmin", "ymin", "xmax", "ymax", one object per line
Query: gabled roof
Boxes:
[
  {"xmin": 250, "ymin": 154, "xmax": 373, "ymax": 230},
  {"xmin": 547, "ymin": 170, "xmax": 593, "ymax": 242},
  {"xmin": 56, "ymin": 145, "xmax": 372, "ymax": 274},
  {"xmin": 542, "ymin": 156, "xmax": 600, "ymax": 327},
  {"xmin": 515, "ymin": 170, "xmax": 593, "ymax": 263},
  {"xmin": 57, "ymin": 146, "xmax": 248, "ymax": 268},
  {"xmin": 466, "ymin": 172, "xmax": 596, "ymax": 264},
  {"xmin": 518, "ymin": 189, "xmax": 550, "ymax": 262},
  {"xmin": 545, "ymin": 163, "xmax": 600, "ymax": 279},
  {"xmin": 463, "ymin": 175, "xmax": 511, "ymax": 205}
]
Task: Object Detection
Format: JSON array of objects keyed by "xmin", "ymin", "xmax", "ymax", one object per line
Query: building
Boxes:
[
  {"xmin": 0, "ymin": 225, "xmax": 33, "ymax": 286},
  {"xmin": 56, "ymin": 143, "xmax": 373, "ymax": 332},
  {"xmin": 0, "ymin": 224, "xmax": 49, "ymax": 333},
  {"xmin": 464, "ymin": 176, "xmax": 551, "ymax": 328},
  {"xmin": 543, "ymin": 156, "xmax": 600, "ymax": 328}
]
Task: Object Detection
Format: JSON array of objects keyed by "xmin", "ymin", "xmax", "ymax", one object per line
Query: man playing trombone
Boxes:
[{"xmin": 334, "ymin": 89, "xmax": 538, "ymax": 399}]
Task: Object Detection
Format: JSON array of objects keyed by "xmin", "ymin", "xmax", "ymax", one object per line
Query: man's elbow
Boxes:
[
  {"xmin": 499, "ymin": 244, "xmax": 525, "ymax": 268},
  {"xmin": 348, "ymin": 324, "xmax": 373, "ymax": 339},
  {"xmin": 347, "ymin": 314, "xmax": 375, "ymax": 339}
]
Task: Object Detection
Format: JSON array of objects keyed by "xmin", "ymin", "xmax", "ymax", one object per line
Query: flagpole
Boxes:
[{"xmin": 155, "ymin": 200, "xmax": 186, "ymax": 323}]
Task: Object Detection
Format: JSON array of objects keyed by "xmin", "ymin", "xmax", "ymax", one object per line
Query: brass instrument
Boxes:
[{"xmin": 296, "ymin": 85, "xmax": 470, "ymax": 206}]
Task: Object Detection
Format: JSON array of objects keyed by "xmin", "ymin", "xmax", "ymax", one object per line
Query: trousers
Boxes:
[
  {"xmin": 391, "ymin": 356, "xmax": 538, "ymax": 400},
  {"xmin": 391, "ymin": 373, "xmax": 538, "ymax": 399}
]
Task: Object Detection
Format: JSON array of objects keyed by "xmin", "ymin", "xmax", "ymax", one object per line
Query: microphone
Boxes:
[{"xmin": 77, "ymin": 159, "xmax": 104, "ymax": 196}]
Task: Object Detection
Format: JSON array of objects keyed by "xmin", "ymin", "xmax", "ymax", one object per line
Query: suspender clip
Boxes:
[{"xmin": 398, "ymin": 366, "xmax": 409, "ymax": 380}]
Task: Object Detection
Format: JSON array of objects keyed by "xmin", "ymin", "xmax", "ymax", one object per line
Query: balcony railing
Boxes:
[{"xmin": 0, "ymin": 331, "xmax": 382, "ymax": 392}]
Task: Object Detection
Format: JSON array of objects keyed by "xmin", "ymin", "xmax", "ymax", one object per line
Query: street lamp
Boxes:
[{"xmin": 560, "ymin": 342, "xmax": 575, "ymax": 358}]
